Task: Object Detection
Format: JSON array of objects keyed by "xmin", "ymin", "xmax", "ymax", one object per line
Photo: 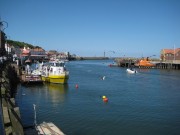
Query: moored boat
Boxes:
[
  {"xmin": 41, "ymin": 60, "xmax": 69, "ymax": 84},
  {"xmin": 135, "ymin": 57, "xmax": 155, "ymax": 68}
]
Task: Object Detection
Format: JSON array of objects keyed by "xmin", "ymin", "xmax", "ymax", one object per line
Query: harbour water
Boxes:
[{"xmin": 15, "ymin": 60, "xmax": 180, "ymax": 135}]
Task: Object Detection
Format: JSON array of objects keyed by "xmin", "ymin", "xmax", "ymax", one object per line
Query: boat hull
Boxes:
[
  {"xmin": 41, "ymin": 76, "xmax": 50, "ymax": 82},
  {"xmin": 126, "ymin": 68, "xmax": 137, "ymax": 74},
  {"xmin": 135, "ymin": 59, "xmax": 155, "ymax": 67},
  {"xmin": 41, "ymin": 75, "xmax": 68, "ymax": 84}
]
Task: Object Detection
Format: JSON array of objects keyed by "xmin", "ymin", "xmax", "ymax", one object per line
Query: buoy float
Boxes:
[
  {"xmin": 102, "ymin": 96, "xmax": 106, "ymax": 99},
  {"xmin": 75, "ymin": 84, "xmax": 79, "ymax": 89},
  {"xmin": 103, "ymin": 97, "xmax": 108, "ymax": 102}
]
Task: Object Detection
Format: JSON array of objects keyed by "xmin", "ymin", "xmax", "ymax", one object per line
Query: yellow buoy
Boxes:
[{"xmin": 102, "ymin": 96, "xmax": 106, "ymax": 99}]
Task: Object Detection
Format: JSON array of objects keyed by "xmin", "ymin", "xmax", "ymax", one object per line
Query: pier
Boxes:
[
  {"xmin": 115, "ymin": 58, "xmax": 180, "ymax": 70},
  {"xmin": 155, "ymin": 60, "xmax": 180, "ymax": 70},
  {"xmin": 115, "ymin": 58, "xmax": 137, "ymax": 67}
]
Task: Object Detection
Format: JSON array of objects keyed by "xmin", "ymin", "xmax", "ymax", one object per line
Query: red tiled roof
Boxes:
[{"xmin": 163, "ymin": 48, "xmax": 180, "ymax": 54}]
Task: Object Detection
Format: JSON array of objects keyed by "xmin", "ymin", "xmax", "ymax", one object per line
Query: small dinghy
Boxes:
[
  {"xmin": 126, "ymin": 68, "xmax": 137, "ymax": 74},
  {"xmin": 36, "ymin": 122, "xmax": 65, "ymax": 135}
]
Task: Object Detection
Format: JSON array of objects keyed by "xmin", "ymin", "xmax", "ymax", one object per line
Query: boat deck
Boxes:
[{"xmin": 20, "ymin": 73, "xmax": 43, "ymax": 84}]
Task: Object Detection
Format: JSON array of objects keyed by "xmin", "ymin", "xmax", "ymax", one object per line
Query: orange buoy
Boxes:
[
  {"xmin": 75, "ymin": 84, "xmax": 79, "ymax": 89},
  {"xmin": 103, "ymin": 97, "xmax": 108, "ymax": 102}
]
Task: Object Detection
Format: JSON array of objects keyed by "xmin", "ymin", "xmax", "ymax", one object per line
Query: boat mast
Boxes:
[{"xmin": 174, "ymin": 44, "xmax": 175, "ymax": 62}]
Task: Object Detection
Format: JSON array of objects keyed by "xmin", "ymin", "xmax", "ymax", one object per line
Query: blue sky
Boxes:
[{"xmin": 1, "ymin": 0, "xmax": 180, "ymax": 57}]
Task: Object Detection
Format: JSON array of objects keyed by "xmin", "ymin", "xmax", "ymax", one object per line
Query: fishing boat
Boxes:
[
  {"xmin": 33, "ymin": 104, "xmax": 65, "ymax": 135},
  {"xmin": 126, "ymin": 68, "xmax": 137, "ymax": 74},
  {"xmin": 41, "ymin": 60, "xmax": 69, "ymax": 84},
  {"xmin": 135, "ymin": 57, "xmax": 155, "ymax": 68}
]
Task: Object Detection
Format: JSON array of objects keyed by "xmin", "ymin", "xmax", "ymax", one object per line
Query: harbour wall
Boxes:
[
  {"xmin": 70, "ymin": 56, "xmax": 109, "ymax": 60},
  {"xmin": 0, "ymin": 61, "xmax": 24, "ymax": 135}
]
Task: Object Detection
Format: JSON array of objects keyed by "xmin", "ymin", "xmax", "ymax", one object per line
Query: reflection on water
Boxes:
[
  {"xmin": 15, "ymin": 83, "xmax": 69, "ymax": 127},
  {"xmin": 44, "ymin": 83, "xmax": 68, "ymax": 104},
  {"xmin": 46, "ymin": 83, "xmax": 68, "ymax": 92}
]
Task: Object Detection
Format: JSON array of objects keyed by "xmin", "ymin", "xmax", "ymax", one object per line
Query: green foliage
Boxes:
[{"xmin": 7, "ymin": 40, "xmax": 42, "ymax": 49}]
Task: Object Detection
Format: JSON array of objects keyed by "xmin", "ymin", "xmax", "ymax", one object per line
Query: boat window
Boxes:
[
  {"xmin": 56, "ymin": 63, "xmax": 65, "ymax": 67},
  {"xmin": 48, "ymin": 62, "xmax": 64, "ymax": 67},
  {"xmin": 49, "ymin": 63, "xmax": 54, "ymax": 66}
]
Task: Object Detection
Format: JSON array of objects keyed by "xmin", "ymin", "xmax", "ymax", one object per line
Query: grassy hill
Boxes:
[{"xmin": 7, "ymin": 40, "xmax": 42, "ymax": 49}]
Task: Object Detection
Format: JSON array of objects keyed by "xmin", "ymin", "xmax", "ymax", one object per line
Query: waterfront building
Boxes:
[
  {"xmin": 5, "ymin": 43, "xmax": 12, "ymax": 54},
  {"xmin": 30, "ymin": 48, "xmax": 47, "ymax": 62},
  {"xmin": 48, "ymin": 50, "xmax": 69, "ymax": 61},
  {"xmin": 56, "ymin": 52, "xmax": 69, "ymax": 60},
  {"xmin": 161, "ymin": 48, "xmax": 180, "ymax": 61}
]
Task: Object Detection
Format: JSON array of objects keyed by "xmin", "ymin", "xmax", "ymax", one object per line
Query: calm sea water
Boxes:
[{"xmin": 14, "ymin": 60, "xmax": 180, "ymax": 135}]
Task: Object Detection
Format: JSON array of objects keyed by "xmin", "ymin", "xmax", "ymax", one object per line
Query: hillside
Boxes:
[{"xmin": 7, "ymin": 40, "xmax": 42, "ymax": 49}]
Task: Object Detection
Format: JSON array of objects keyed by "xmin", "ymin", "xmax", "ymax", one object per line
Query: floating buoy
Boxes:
[
  {"xmin": 75, "ymin": 84, "xmax": 79, "ymax": 89},
  {"xmin": 103, "ymin": 97, "xmax": 108, "ymax": 102},
  {"xmin": 102, "ymin": 96, "xmax": 106, "ymax": 99}
]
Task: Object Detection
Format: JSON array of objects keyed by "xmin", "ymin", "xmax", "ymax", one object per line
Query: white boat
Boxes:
[
  {"xmin": 126, "ymin": 68, "xmax": 137, "ymax": 74},
  {"xmin": 33, "ymin": 104, "xmax": 65, "ymax": 135},
  {"xmin": 41, "ymin": 60, "xmax": 69, "ymax": 84},
  {"xmin": 36, "ymin": 122, "xmax": 65, "ymax": 135}
]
